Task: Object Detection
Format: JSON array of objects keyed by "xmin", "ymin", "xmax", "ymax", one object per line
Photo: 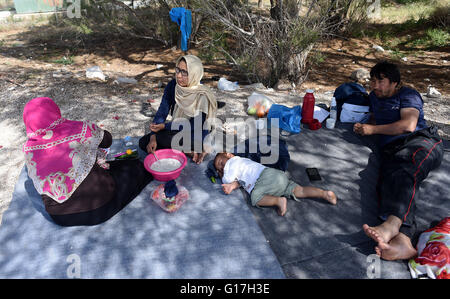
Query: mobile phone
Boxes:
[{"xmin": 306, "ymin": 168, "xmax": 322, "ymax": 181}]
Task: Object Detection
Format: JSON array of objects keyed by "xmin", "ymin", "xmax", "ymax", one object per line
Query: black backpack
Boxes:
[{"xmin": 333, "ymin": 82, "xmax": 370, "ymax": 120}]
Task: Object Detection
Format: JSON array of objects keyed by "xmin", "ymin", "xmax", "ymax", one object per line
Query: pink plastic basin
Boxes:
[{"xmin": 144, "ymin": 149, "xmax": 187, "ymax": 182}]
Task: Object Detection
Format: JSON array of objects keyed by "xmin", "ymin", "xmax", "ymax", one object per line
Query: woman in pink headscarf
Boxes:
[{"xmin": 23, "ymin": 97, "xmax": 153, "ymax": 226}]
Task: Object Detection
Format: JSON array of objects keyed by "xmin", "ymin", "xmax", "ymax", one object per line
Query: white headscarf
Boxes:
[{"xmin": 173, "ymin": 55, "xmax": 217, "ymax": 130}]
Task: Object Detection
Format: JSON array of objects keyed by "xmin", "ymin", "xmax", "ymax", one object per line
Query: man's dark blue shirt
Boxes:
[{"xmin": 369, "ymin": 86, "xmax": 428, "ymax": 148}]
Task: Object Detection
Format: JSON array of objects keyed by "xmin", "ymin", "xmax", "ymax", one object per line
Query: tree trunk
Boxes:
[
  {"xmin": 286, "ymin": 44, "xmax": 313, "ymax": 84},
  {"xmin": 270, "ymin": 0, "xmax": 299, "ymax": 21},
  {"xmin": 258, "ymin": 0, "xmax": 264, "ymax": 9}
]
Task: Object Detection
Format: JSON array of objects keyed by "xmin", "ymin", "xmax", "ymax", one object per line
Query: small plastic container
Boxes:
[
  {"xmin": 326, "ymin": 118, "xmax": 336, "ymax": 129},
  {"xmin": 151, "ymin": 184, "xmax": 189, "ymax": 213}
]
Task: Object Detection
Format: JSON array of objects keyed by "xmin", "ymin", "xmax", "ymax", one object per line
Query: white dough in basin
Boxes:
[{"xmin": 150, "ymin": 158, "xmax": 182, "ymax": 172}]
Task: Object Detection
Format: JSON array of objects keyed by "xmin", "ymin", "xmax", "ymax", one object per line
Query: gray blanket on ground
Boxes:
[
  {"xmin": 1, "ymin": 125, "xmax": 448, "ymax": 279},
  {"xmin": 246, "ymin": 123, "xmax": 449, "ymax": 279},
  {"xmin": 0, "ymin": 146, "xmax": 285, "ymax": 279}
]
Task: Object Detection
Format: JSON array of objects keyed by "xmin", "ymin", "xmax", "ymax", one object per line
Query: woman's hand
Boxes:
[
  {"xmin": 146, "ymin": 134, "xmax": 157, "ymax": 153},
  {"xmin": 192, "ymin": 152, "xmax": 207, "ymax": 164},
  {"xmin": 150, "ymin": 123, "xmax": 165, "ymax": 133}
]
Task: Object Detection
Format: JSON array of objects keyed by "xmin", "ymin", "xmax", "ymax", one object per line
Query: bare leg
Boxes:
[
  {"xmin": 375, "ymin": 232, "xmax": 418, "ymax": 261},
  {"xmin": 257, "ymin": 195, "xmax": 287, "ymax": 216},
  {"xmin": 293, "ymin": 185, "xmax": 337, "ymax": 205}
]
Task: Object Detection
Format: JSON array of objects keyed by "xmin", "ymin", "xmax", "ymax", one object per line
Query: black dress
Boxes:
[{"xmin": 43, "ymin": 130, "xmax": 153, "ymax": 226}]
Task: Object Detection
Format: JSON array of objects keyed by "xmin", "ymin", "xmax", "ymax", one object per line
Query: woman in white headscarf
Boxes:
[{"xmin": 139, "ymin": 55, "xmax": 217, "ymax": 164}]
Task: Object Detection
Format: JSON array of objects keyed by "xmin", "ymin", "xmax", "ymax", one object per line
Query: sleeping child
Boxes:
[{"xmin": 214, "ymin": 152, "xmax": 337, "ymax": 216}]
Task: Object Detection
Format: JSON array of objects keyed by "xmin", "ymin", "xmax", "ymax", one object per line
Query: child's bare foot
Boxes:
[
  {"xmin": 277, "ymin": 197, "xmax": 287, "ymax": 216},
  {"xmin": 257, "ymin": 195, "xmax": 287, "ymax": 216},
  {"xmin": 375, "ymin": 233, "xmax": 417, "ymax": 261},
  {"xmin": 324, "ymin": 191, "xmax": 337, "ymax": 205}
]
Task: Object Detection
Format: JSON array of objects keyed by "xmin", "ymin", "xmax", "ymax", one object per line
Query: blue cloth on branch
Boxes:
[{"xmin": 169, "ymin": 7, "xmax": 192, "ymax": 52}]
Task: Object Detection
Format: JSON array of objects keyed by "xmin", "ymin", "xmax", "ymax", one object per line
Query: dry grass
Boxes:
[{"xmin": 379, "ymin": 0, "xmax": 449, "ymax": 24}]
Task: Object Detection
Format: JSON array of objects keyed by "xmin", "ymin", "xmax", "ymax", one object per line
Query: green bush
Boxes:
[
  {"xmin": 429, "ymin": 4, "xmax": 450, "ymax": 28},
  {"xmin": 426, "ymin": 28, "xmax": 450, "ymax": 47}
]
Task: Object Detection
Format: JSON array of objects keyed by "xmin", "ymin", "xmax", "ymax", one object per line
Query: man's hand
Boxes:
[
  {"xmin": 222, "ymin": 181, "xmax": 239, "ymax": 195},
  {"xmin": 354, "ymin": 108, "xmax": 419, "ymax": 137},
  {"xmin": 146, "ymin": 134, "xmax": 157, "ymax": 153},
  {"xmin": 353, "ymin": 123, "xmax": 376, "ymax": 136},
  {"xmin": 150, "ymin": 123, "xmax": 165, "ymax": 133}
]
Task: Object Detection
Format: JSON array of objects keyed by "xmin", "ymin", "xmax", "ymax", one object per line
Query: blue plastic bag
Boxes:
[{"xmin": 267, "ymin": 104, "xmax": 302, "ymax": 134}]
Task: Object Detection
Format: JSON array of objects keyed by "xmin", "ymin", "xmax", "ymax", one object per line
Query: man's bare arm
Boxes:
[{"xmin": 354, "ymin": 108, "xmax": 419, "ymax": 136}]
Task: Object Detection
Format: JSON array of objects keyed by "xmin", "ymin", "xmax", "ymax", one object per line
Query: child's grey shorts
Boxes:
[{"xmin": 250, "ymin": 167, "xmax": 299, "ymax": 207}]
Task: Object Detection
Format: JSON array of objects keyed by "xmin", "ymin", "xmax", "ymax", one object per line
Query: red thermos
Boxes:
[{"xmin": 301, "ymin": 89, "xmax": 315, "ymax": 124}]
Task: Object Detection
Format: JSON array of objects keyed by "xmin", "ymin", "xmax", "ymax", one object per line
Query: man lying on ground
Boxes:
[{"xmin": 354, "ymin": 61, "xmax": 444, "ymax": 261}]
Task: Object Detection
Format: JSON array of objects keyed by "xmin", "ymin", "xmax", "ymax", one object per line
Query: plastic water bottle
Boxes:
[{"xmin": 330, "ymin": 97, "xmax": 337, "ymax": 120}]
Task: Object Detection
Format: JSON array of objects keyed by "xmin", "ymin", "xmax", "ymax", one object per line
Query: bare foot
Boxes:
[
  {"xmin": 363, "ymin": 224, "xmax": 387, "ymax": 244},
  {"xmin": 324, "ymin": 191, "xmax": 337, "ymax": 205},
  {"xmin": 277, "ymin": 197, "xmax": 287, "ymax": 216},
  {"xmin": 375, "ymin": 233, "xmax": 418, "ymax": 261},
  {"xmin": 363, "ymin": 216, "xmax": 402, "ymax": 245},
  {"xmin": 363, "ymin": 224, "xmax": 392, "ymax": 248}
]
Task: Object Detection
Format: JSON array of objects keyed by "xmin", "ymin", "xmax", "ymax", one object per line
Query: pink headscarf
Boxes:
[{"xmin": 23, "ymin": 97, "xmax": 104, "ymax": 203}]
